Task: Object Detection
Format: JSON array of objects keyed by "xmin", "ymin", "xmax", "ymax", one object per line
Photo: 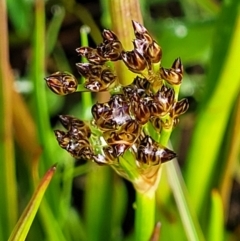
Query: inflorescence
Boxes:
[{"xmin": 45, "ymin": 21, "xmax": 189, "ymax": 184}]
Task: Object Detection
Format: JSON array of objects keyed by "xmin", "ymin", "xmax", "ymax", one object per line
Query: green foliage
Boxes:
[{"xmin": 1, "ymin": 0, "xmax": 239, "ymax": 240}]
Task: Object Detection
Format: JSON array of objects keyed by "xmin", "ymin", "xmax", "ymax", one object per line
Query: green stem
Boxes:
[
  {"xmin": 109, "ymin": 0, "xmax": 143, "ymax": 86},
  {"xmin": 80, "ymin": 25, "xmax": 92, "ymax": 119},
  {"xmin": 135, "ymin": 191, "xmax": 155, "ymax": 241}
]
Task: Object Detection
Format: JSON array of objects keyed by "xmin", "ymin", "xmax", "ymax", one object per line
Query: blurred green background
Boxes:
[{"xmin": 0, "ymin": 0, "xmax": 240, "ymax": 240}]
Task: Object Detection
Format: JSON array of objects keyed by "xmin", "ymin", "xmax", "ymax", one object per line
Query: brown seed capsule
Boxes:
[
  {"xmin": 171, "ymin": 98, "xmax": 189, "ymax": 118},
  {"xmin": 76, "ymin": 46, "xmax": 107, "ymax": 65},
  {"xmin": 93, "ymin": 145, "xmax": 118, "ymax": 165},
  {"xmin": 45, "ymin": 72, "xmax": 78, "ymax": 95},
  {"xmin": 55, "ymin": 128, "xmax": 93, "ymax": 160},
  {"xmin": 150, "ymin": 85, "xmax": 175, "ymax": 117},
  {"xmin": 150, "ymin": 117, "xmax": 162, "ymax": 132},
  {"xmin": 133, "ymin": 39, "xmax": 149, "ymax": 56},
  {"xmin": 76, "ymin": 63, "xmax": 116, "ymax": 92},
  {"xmin": 59, "ymin": 115, "xmax": 91, "ymax": 138},
  {"xmin": 131, "ymin": 93, "xmax": 152, "ymax": 125},
  {"xmin": 97, "ymin": 41, "xmax": 123, "ymax": 61},
  {"xmin": 103, "ymin": 120, "xmax": 140, "ymax": 148},
  {"xmin": 102, "ymin": 29, "xmax": 119, "ymax": 42},
  {"xmin": 146, "ymin": 41, "xmax": 162, "ymax": 64},
  {"xmin": 172, "ymin": 57, "xmax": 183, "ymax": 74},
  {"xmin": 76, "ymin": 63, "xmax": 103, "ymax": 78},
  {"xmin": 160, "ymin": 58, "xmax": 183, "ymax": 85},
  {"xmin": 121, "ymin": 50, "xmax": 147, "ymax": 73},
  {"xmin": 92, "ymin": 95, "xmax": 132, "ymax": 130},
  {"xmin": 132, "ymin": 20, "xmax": 153, "ymax": 44},
  {"xmin": 54, "ymin": 130, "xmax": 70, "ymax": 149},
  {"xmin": 133, "ymin": 76, "xmax": 151, "ymax": 91},
  {"xmin": 137, "ymin": 136, "xmax": 176, "ymax": 165}
]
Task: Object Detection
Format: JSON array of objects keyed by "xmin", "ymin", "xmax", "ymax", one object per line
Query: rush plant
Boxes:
[{"xmin": 45, "ymin": 20, "xmax": 188, "ymax": 241}]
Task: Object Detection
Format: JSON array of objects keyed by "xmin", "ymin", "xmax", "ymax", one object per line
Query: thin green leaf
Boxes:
[
  {"xmin": 46, "ymin": 5, "xmax": 65, "ymax": 56},
  {"xmin": 8, "ymin": 165, "xmax": 57, "ymax": 241},
  {"xmin": 165, "ymin": 159, "xmax": 205, "ymax": 241},
  {"xmin": 0, "ymin": 1, "xmax": 17, "ymax": 239},
  {"xmin": 184, "ymin": 1, "xmax": 240, "ymax": 214},
  {"xmin": 207, "ymin": 190, "xmax": 224, "ymax": 241}
]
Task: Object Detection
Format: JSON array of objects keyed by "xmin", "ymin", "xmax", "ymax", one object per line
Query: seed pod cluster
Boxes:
[
  {"xmin": 54, "ymin": 115, "xmax": 93, "ymax": 160},
  {"xmin": 46, "ymin": 21, "xmax": 189, "ymax": 180}
]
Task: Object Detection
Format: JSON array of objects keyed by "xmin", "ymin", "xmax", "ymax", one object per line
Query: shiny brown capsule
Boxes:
[
  {"xmin": 103, "ymin": 120, "xmax": 140, "ymax": 148},
  {"xmin": 150, "ymin": 117, "xmax": 162, "ymax": 133},
  {"xmin": 92, "ymin": 145, "xmax": 118, "ymax": 165},
  {"xmin": 150, "ymin": 85, "xmax": 175, "ymax": 117},
  {"xmin": 132, "ymin": 20, "xmax": 153, "ymax": 44},
  {"xmin": 76, "ymin": 46, "xmax": 107, "ymax": 65},
  {"xmin": 59, "ymin": 115, "xmax": 91, "ymax": 138},
  {"xmin": 137, "ymin": 136, "xmax": 176, "ymax": 165},
  {"xmin": 121, "ymin": 50, "xmax": 148, "ymax": 73},
  {"xmin": 86, "ymin": 68, "xmax": 116, "ymax": 92},
  {"xmin": 102, "ymin": 29, "xmax": 119, "ymax": 42},
  {"xmin": 171, "ymin": 98, "xmax": 189, "ymax": 118},
  {"xmin": 76, "ymin": 63, "xmax": 103, "ymax": 78},
  {"xmin": 146, "ymin": 41, "xmax": 162, "ymax": 64},
  {"xmin": 131, "ymin": 93, "xmax": 152, "ymax": 125},
  {"xmin": 97, "ymin": 41, "xmax": 123, "ymax": 61},
  {"xmin": 45, "ymin": 72, "xmax": 78, "ymax": 95},
  {"xmin": 160, "ymin": 58, "xmax": 183, "ymax": 85},
  {"xmin": 54, "ymin": 130, "xmax": 70, "ymax": 149},
  {"xmin": 76, "ymin": 63, "xmax": 116, "ymax": 92}
]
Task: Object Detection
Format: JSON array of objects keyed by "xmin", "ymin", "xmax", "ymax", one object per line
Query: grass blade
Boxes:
[
  {"xmin": 8, "ymin": 165, "xmax": 57, "ymax": 241},
  {"xmin": 0, "ymin": 0, "xmax": 17, "ymax": 239},
  {"xmin": 184, "ymin": 1, "xmax": 240, "ymax": 215},
  {"xmin": 207, "ymin": 190, "xmax": 224, "ymax": 241}
]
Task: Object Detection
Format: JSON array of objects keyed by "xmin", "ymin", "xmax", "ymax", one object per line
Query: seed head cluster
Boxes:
[{"xmin": 45, "ymin": 21, "xmax": 189, "ymax": 180}]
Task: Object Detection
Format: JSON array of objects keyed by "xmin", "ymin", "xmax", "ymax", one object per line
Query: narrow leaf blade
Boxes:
[{"xmin": 8, "ymin": 164, "xmax": 57, "ymax": 241}]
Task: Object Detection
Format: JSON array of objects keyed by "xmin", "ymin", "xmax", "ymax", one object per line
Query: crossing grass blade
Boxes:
[{"xmin": 8, "ymin": 165, "xmax": 57, "ymax": 241}]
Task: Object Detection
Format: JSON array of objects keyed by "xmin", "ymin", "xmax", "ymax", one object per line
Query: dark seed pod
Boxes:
[
  {"xmin": 133, "ymin": 76, "xmax": 151, "ymax": 90},
  {"xmin": 150, "ymin": 117, "xmax": 162, "ymax": 133},
  {"xmin": 132, "ymin": 20, "xmax": 153, "ymax": 44},
  {"xmin": 85, "ymin": 79, "xmax": 103, "ymax": 92},
  {"xmin": 160, "ymin": 58, "xmax": 183, "ymax": 85},
  {"xmin": 121, "ymin": 50, "xmax": 147, "ymax": 73},
  {"xmin": 91, "ymin": 102, "xmax": 111, "ymax": 121},
  {"xmin": 55, "ymin": 129, "xmax": 93, "ymax": 160},
  {"xmin": 58, "ymin": 115, "xmax": 91, "ymax": 138},
  {"xmin": 93, "ymin": 145, "xmax": 118, "ymax": 165},
  {"xmin": 97, "ymin": 41, "xmax": 123, "ymax": 61},
  {"xmin": 76, "ymin": 46, "xmax": 107, "ymax": 65},
  {"xmin": 76, "ymin": 63, "xmax": 116, "ymax": 92},
  {"xmin": 103, "ymin": 120, "xmax": 140, "ymax": 147},
  {"xmin": 172, "ymin": 57, "xmax": 183, "ymax": 75},
  {"xmin": 137, "ymin": 136, "xmax": 176, "ymax": 165},
  {"xmin": 45, "ymin": 72, "xmax": 78, "ymax": 95},
  {"xmin": 65, "ymin": 138, "xmax": 89, "ymax": 158},
  {"xmin": 102, "ymin": 29, "xmax": 119, "ymax": 42},
  {"xmin": 171, "ymin": 98, "xmax": 189, "ymax": 118},
  {"xmin": 146, "ymin": 41, "xmax": 162, "ymax": 64},
  {"xmin": 100, "ymin": 69, "xmax": 116, "ymax": 85},
  {"xmin": 76, "ymin": 63, "xmax": 103, "ymax": 78},
  {"xmin": 54, "ymin": 130, "xmax": 70, "ymax": 149},
  {"xmin": 133, "ymin": 39, "xmax": 149, "ymax": 57},
  {"xmin": 131, "ymin": 93, "xmax": 152, "ymax": 125},
  {"xmin": 92, "ymin": 95, "xmax": 132, "ymax": 130},
  {"xmin": 150, "ymin": 85, "xmax": 175, "ymax": 117}
]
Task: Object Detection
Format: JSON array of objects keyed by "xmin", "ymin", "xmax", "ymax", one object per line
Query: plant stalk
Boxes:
[{"xmin": 135, "ymin": 190, "xmax": 155, "ymax": 241}]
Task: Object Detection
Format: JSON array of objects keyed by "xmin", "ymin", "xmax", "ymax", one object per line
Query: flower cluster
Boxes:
[{"xmin": 45, "ymin": 21, "xmax": 188, "ymax": 188}]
